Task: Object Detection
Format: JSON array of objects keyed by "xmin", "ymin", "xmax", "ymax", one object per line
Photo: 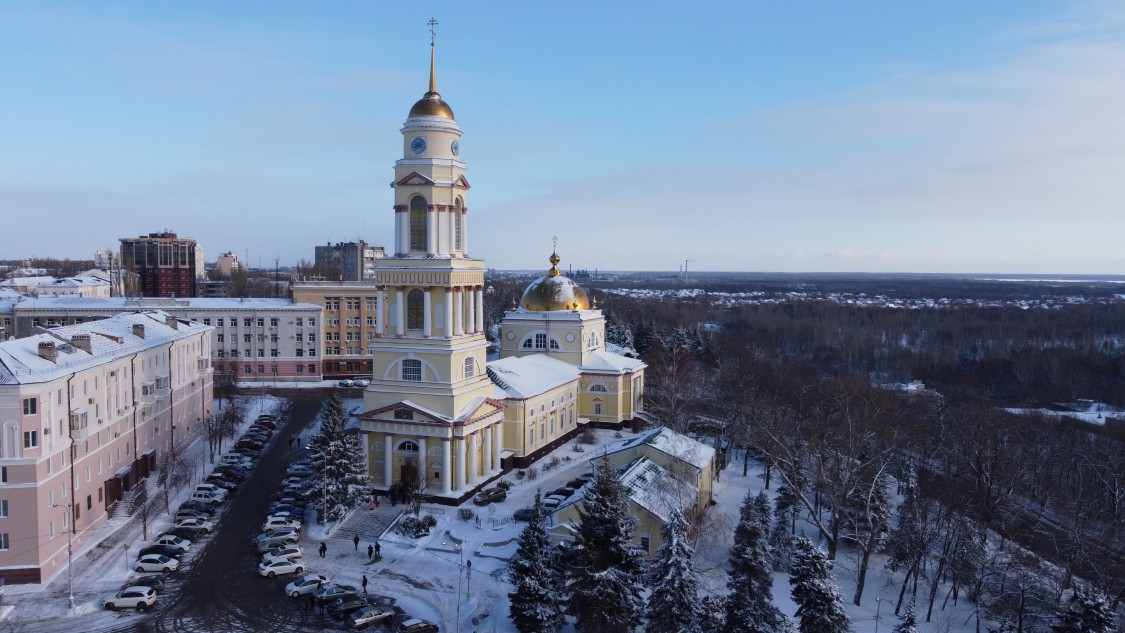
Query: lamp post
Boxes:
[
  {"xmin": 123, "ymin": 543, "xmax": 129, "ymax": 571},
  {"xmin": 455, "ymin": 542, "xmax": 463, "ymax": 633},
  {"xmin": 52, "ymin": 504, "xmax": 74, "ymax": 610}
]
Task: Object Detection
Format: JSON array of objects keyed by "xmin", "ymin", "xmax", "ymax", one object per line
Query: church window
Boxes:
[
  {"xmin": 590, "ymin": 384, "xmax": 608, "ymax": 393},
  {"xmin": 594, "ymin": 401, "xmax": 603, "ymax": 415},
  {"xmin": 397, "ymin": 440, "xmax": 418, "ymax": 452},
  {"xmin": 550, "ymin": 339, "xmax": 560, "ymax": 350},
  {"xmin": 535, "ymin": 333, "xmax": 547, "ymax": 350},
  {"xmin": 402, "ymin": 359, "xmax": 422, "ymax": 382},
  {"xmin": 406, "ymin": 289, "xmax": 424, "ymax": 330},
  {"xmin": 409, "ymin": 196, "xmax": 428, "ymax": 251},
  {"xmin": 522, "ymin": 338, "xmax": 533, "ymax": 349},
  {"xmin": 463, "ymin": 357, "xmax": 475, "ymax": 379},
  {"xmin": 394, "ymin": 408, "xmax": 413, "ymax": 420},
  {"xmin": 454, "ymin": 198, "xmax": 463, "ymax": 251}
]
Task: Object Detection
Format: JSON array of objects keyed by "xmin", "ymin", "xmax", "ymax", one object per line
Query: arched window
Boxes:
[
  {"xmin": 463, "ymin": 357, "xmax": 475, "ymax": 379},
  {"xmin": 409, "ymin": 196, "xmax": 428, "ymax": 251},
  {"xmin": 590, "ymin": 384, "xmax": 608, "ymax": 393},
  {"xmin": 402, "ymin": 359, "xmax": 422, "ymax": 382},
  {"xmin": 396, "ymin": 440, "xmax": 419, "ymax": 452},
  {"xmin": 454, "ymin": 198, "xmax": 463, "ymax": 252},
  {"xmin": 2, "ymin": 421, "xmax": 19, "ymax": 459},
  {"xmin": 406, "ymin": 289, "xmax": 424, "ymax": 330}
]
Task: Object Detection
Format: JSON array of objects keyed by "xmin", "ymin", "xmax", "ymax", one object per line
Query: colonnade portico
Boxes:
[
  {"xmin": 377, "ymin": 420, "xmax": 503, "ymax": 496},
  {"xmin": 368, "ymin": 285, "xmax": 487, "ymax": 339}
]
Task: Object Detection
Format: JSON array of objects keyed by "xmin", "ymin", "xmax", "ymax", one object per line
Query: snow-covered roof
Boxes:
[
  {"xmin": 580, "ymin": 349, "xmax": 645, "ymax": 373},
  {"xmin": 486, "ymin": 354, "xmax": 579, "ymax": 399},
  {"xmin": 601, "ymin": 426, "xmax": 715, "ymax": 470},
  {"xmin": 0, "ymin": 311, "xmax": 211, "ymax": 385},
  {"xmin": 552, "ymin": 456, "xmax": 698, "ymax": 524},
  {"xmin": 0, "ymin": 276, "xmax": 56, "ymax": 287},
  {"xmin": 15, "ymin": 296, "xmax": 320, "ymax": 311}
]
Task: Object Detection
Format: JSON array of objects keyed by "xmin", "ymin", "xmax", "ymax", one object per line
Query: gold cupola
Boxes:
[
  {"xmin": 408, "ymin": 42, "xmax": 455, "ymax": 120},
  {"xmin": 519, "ymin": 246, "xmax": 591, "ymax": 311}
]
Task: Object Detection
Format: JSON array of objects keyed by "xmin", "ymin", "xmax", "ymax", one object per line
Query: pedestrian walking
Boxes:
[
  {"xmin": 374, "ymin": 542, "xmax": 381, "ymax": 558},
  {"xmin": 369, "ymin": 496, "xmax": 374, "ymax": 511},
  {"xmin": 367, "ymin": 544, "xmax": 374, "ymax": 559},
  {"xmin": 306, "ymin": 595, "xmax": 315, "ymax": 613},
  {"xmin": 353, "ymin": 533, "xmax": 360, "ymax": 550},
  {"xmin": 319, "ymin": 542, "xmax": 327, "ymax": 558},
  {"xmin": 288, "ymin": 436, "xmax": 294, "ymax": 450},
  {"xmin": 361, "ymin": 574, "xmax": 368, "ymax": 594}
]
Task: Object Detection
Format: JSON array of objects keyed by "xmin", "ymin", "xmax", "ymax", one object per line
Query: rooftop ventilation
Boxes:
[
  {"xmin": 37, "ymin": 340, "xmax": 57, "ymax": 362},
  {"xmin": 71, "ymin": 334, "xmax": 92, "ymax": 354},
  {"xmin": 133, "ymin": 323, "xmax": 145, "ymax": 338}
]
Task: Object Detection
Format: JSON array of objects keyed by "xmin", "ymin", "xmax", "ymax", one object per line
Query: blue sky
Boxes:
[{"xmin": 2, "ymin": 1, "xmax": 1124, "ymax": 273}]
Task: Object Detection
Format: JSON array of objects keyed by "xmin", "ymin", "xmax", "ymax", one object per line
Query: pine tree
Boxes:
[
  {"xmin": 566, "ymin": 459, "xmax": 645, "ymax": 633},
  {"xmin": 306, "ymin": 393, "xmax": 367, "ymax": 520},
  {"xmin": 508, "ymin": 493, "xmax": 566, "ymax": 633},
  {"xmin": 771, "ymin": 484, "xmax": 799, "ymax": 571},
  {"xmin": 645, "ymin": 509, "xmax": 703, "ymax": 633},
  {"xmin": 789, "ymin": 537, "xmax": 850, "ymax": 633},
  {"xmin": 726, "ymin": 492, "xmax": 789, "ymax": 633},
  {"xmin": 1052, "ymin": 588, "xmax": 1115, "ymax": 633},
  {"xmin": 892, "ymin": 601, "xmax": 918, "ymax": 633}
]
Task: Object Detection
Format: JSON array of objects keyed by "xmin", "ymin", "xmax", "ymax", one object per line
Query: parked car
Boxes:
[
  {"xmin": 173, "ymin": 517, "xmax": 215, "ymax": 533},
  {"xmin": 231, "ymin": 446, "xmax": 262, "ymax": 458},
  {"xmin": 215, "ymin": 465, "xmax": 250, "ymax": 479},
  {"xmin": 268, "ymin": 503, "xmax": 300, "ymax": 517},
  {"xmin": 314, "ymin": 583, "xmax": 359, "ymax": 605},
  {"xmin": 205, "ymin": 474, "xmax": 239, "ymax": 491},
  {"xmin": 474, "ymin": 487, "xmax": 507, "ymax": 505},
  {"xmin": 194, "ymin": 483, "xmax": 229, "ymax": 499},
  {"xmin": 138, "ymin": 544, "xmax": 184, "ymax": 560},
  {"xmin": 134, "ymin": 554, "xmax": 179, "ymax": 573},
  {"xmin": 285, "ymin": 573, "xmax": 329, "ymax": 598},
  {"xmin": 122, "ymin": 576, "xmax": 166, "ymax": 593},
  {"xmin": 221, "ymin": 453, "xmax": 254, "ymax": 467},
  {"xmin": 104, "ymin": 585, "xmax": 157, "ymax": 611},
  {"xmin": 398, "ymin": 618, "xmax": 439, "ymax": 633},
  {"xmin": 328, "ymin": 596, "xmax": 375, "ymax": 620},
  {"xmin": 260, "ymin": 525, "xmax": 301, "ymax": 542},
  {"xmin": 163, "ymin": 526, "xmax": 207, "ymax": 541},
  {"xmin": 550, "ymin": 486, "xmax": 576, "ymax": 498},
  {"xmin": 263, "ymin": 516, "xmax": 302, "ymax": 531},
  {"xmin": 352, "ymin": 378, "xmax": 370, "ymax": 387},
  {"xmin": 178, "ymin": 500, "xmax": 216, "ymax": 515},
  {"xmin": 286, "ymin": 464, "xmax": 314, "ymax": 477},
  {"xmin": 236, "ymin": 438, "xmax": 264, "ymax": 450},
  {"xmin": 350, "ymin": 604, "xmax": 395, "ymax": 628},
  {"xmin": 513, "ymin": 507, "xmax": 537, "ymax": 522},
  {"xmin": 190, "ymin": 491, "xmax": 224, "ymax": 506},
  {"xmin": 155, "ymin": 534, "xmax": 193, "ymax": 552},
  {"xmin": 338, "ymin": 379, "xmax": 355, "ymax": 387},
  {"xmin": 258, "ymin": 555, "xmax": 307, "ymax": 577},
  {"xmin": 256, "ymin": 537, "xmax": 292, "ymax": 554},
  {"xmin": 254, "ymin": 417, "xmax": 278, "ymax": 429},
  {"xmin": 263, "ymin": 544, "xmax": 304, "ymax": 561}
]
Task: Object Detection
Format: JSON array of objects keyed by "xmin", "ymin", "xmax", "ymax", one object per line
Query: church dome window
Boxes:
[{"xmin": 402, "ymin": 359, "xmax": 422, "ymax": 382}]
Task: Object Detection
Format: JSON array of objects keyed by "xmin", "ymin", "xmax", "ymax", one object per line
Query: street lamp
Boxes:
[
  {"xmin": 52, "ymin": 504, "xmax": 74, "ymax": 610},
  {"xmin": 123, "ymin": 543, "xmax": 129, "ymax": 572}
]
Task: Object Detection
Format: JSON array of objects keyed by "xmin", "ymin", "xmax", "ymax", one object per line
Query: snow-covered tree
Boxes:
[
  {"xmin": 508, "ymin": 493, "xmax": 565, "ymax": 633},
  {"xmin": 566, "ymin": 459, "xmax": 645, "ymax": 632},
  {"xmin": 726, "ymin": 491, "xmax": 789, "ymax": 633},
  {"xmin": 1051, "ymin": 588, "xmax": 1115, "ymax": 633},
  {"xmin": 892, "ymin": 601, "xmax": 918, "ymax": 633},
  {"xmin": 789, "ymin": 537, "xmax": 851, "ymax": 633},
  {"xmin": 771, "ymin": 482, "xmax": 800, "ymax": 571},
  {"xmin": 306, "ymin": 393, "xmax": 367, "ymax": 520},
  {"xmin": 645, "ymin": 509, "xmax": 702, "ymax": 633}
]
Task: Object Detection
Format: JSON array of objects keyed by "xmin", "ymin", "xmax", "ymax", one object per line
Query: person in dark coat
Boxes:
[
  {"xmin": 353, "ymin": 533, "xmax": 360, "ymax": 550},
  {"xmin": 319, "ymin": 542, "xmax": 327, "ymax": 557},
  {"xmin": 361, "ymin": 574, "xmax": 368, "ymax": 594},
  {"xmin": 374, "ymin": 542, "xmax": 381, "ymax": 557},
  {"xmin": 367, "ymin": 544, "xmax": 374, "ymax": 559},
  {"xmin": 306, "ymin": 594, "xmax": 315, "ymax": 612}
]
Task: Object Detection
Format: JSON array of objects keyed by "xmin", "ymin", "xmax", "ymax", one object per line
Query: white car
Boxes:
[
  {"xmin": 338, "ymin": 379, "xmax": 354, "ymax": 387},
  {"xmin": 260, "ymin": 526, "xmax": 301, "ymax": 543},
  {"xmin": 135, "ymin": 554, "xmax": 179, "ymax": 573},
  {"xmin": 353, "ymin": 378, "xmax": 370, "ymax": 387},
  {"xmin": 262, "ymin": 544, "xmax": 303, "ymax": 561},
  {"xmin": 153, "ymin": 534, "xmax": 192, "ymax": 552},
  {"xmin": 285, "ymin": 573, "xmax": 328, "ymax": 598},
  {"xmin": 173, "ymin": 517, "xmax": 215, "ymax": 533},
  {"xmin": 104, "ymin": 585, "xmax": 157, "ymax": 610},
  {"xmin": 286, "ymin": 464, "xmax": 314, "ymax": 477},
  {"xmin": 258, "ymin": 555, "xmax": 307, "ymax": 577},
  {"xmin": 263, "ymin": 516, "xmax": 302, "ymax": 531},
  {"xmin": 194, "ymin": 483, "xmax": 229, "ymax": 499}
]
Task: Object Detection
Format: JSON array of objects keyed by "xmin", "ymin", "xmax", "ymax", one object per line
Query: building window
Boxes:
[
  {"xmin": 0, "ymin": 533, "xmax": 8, "ymax": 550},
  {"xmin": 271, "ymin": 318, "xmax": 279, "ymax": 327},
  {"xmin": 394, "ymin": 408, "xmax": 414, "ymax": 420},
  {"xmin": 529, "ymin": 428, "xmax": 535, "ymax": 445},
  {"xmin": 23, "ymin": 430, "xmax": 37, "ymax": 448},
  {"xmin": 463, "ymin": 357, "xmax": 475, "ymax": 379},
  {"xmin": 258, "ymin": 365, "xmax": 265, "ymax": 373},
  {"xmin": 308, "ymin": 318, "xmax": 316, "ymax": 327},
  {"xmin": 454, "ymin": 198, "xmax": 463, "ymax": 251},
  {"xmin": 406, "ymin": 289, "xmax": 424, "ymax": 330},
  {"xmin": 257, "ymin": 318, "xmax": 264, "ymax": 327},
  {"xmin": 308, "ymin": 364, "xmax": 316, "ymax": 373},
  {"xmin": 245, "ymin": 365, "xmax": 253, "ymax": 374},
  {"xmin": 402, "ymin": 359, "xmax": 422, "ymax": 382},
  {"xmin": 640, "ymin": 534, "xmax": 651, "ymax": 553},
  {"xmin": 296, "ymin": 349, "xmax": 304, "ymax": 357},
  {"xmin": 217, "ymin": 334, "xmax": 224, "ymax": 343},
  {"xmin": 270, "ymin": 349, "xmax": 278, "ymax": 358},
  {"xmin": 535, "ymin": 333, "xmax": 547, "ymax": 350},
  {"xmin": 409, "ymin": 196, "xmax": 428, "ymax": 251},
  {"xmin": 257, "ymin": 350, "xmax": 265, "ymax": 358},
  {"xmin": 22, "ymin": 398, "xmax": 37, "ymax": 416},
  {"xmin": 594, "ymin": 402, "xmax": 603, "ymax": 415},
  {"xmin": 0, "ymin": 467, "xmax": 6, "ymax": 483},
  {"xmin": 397, "ymin": 440, "xmax": 418, "ymax": 452},
  {"xmin": 296, "ymin": 365, "xmax": 304, "ymax": 373},
  {"xmin": 244, "ymin": 318, "xmax": 252, "ymax": 327},
  {"xmin": 0, "ymin": 500, "xmax": 7, "ymax": 517},
  {"xmin": 296, "ymin": 318, "xmax": 303, "ymax": 326},
  {"xmin": 217, "ymin": 318, "xmax": 224, "ymax": 327},
  {"xmin": 590, "ymin": 384, "xmax": 608, "ymax": 392}
]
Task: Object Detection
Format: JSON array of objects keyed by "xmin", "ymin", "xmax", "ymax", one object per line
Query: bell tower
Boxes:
[{"xmin": 359, "ymin": 20, "xmax": 505, "ymax": 499}]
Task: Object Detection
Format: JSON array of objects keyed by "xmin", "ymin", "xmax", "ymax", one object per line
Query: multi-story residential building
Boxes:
[
  {"xmin": 290, "ymin": 282, "xmax": 377, "ymax": 378},
  {"xmin": 312, "ymin": 241, "xmax": 386, "ymax": 281},
  {"xmin": 11, "ymin": 297, "xmax": 323, "ymax": 382},
  {"xmin": 0, "ymin": 311, "xmax": 213, "ymax": 584},
  {"xmin": 214, "ymin": 252, "xmax": 241, "ymax": 277},
  {"xmin": 119, "ymin": 231, "xmax": 199, "ymax": 298},
  {"xmin": 0, "ymin": 276, "xmax": 111, "ymax": 299}
]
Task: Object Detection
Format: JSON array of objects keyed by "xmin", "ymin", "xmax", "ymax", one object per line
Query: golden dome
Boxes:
[
  {"xmin": 519, "ymin": 248, "xmax": 591, "ymax": 311},
  {"xmin": 408, "ymin": 42, "xmax": 455, "ymax": 120}
]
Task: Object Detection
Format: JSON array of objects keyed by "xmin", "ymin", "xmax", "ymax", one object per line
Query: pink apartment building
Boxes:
[{"xmin": 0, "ymin": 311, "xmax": 213, "ymax": 584}]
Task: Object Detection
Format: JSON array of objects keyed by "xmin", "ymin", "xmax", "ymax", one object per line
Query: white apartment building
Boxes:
[{"xmin": 0, "ymin": 311, "xmax": 213, "ymax": 584}]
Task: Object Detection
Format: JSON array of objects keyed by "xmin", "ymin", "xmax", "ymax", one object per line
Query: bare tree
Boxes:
[{"xmin": 156, "ymin": 442, "xmax": 194, "ymax": 513}]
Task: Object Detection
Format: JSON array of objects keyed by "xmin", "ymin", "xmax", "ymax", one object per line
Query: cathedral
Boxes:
[{"xmin": 355, "ymin": 40, "xmax": 646, "ymax": 502}]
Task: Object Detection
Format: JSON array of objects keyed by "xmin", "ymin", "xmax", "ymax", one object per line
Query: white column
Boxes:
[
  {"xmin": 468, "ymin": 432, "xmax": 478, "ymax": 485},
  {"xmin": 423, "ymin": 287, "xmax": 432, "ymax": 338},
  {"xmin": 465, "ymin": 289, "xmax": 475, "ymax": 334},
  {"xmin": 439, "ymin": 208, "xmax": 449, "ymax": 255},
  {"xmin": 493, "ymin": 421, "xmax": 503, "ymax": 473},
  {"xmin": 483, "ymin": 426, "xmax": 493, "ymax": 479},
  {"xmin": 448, "ymin": 208, "xmax": 458, "ymax": 256},
  {"xmin": 444, "ymin": 288, "xmax": 454, "ymax": 338},
  {"xmin": 475, "ymin": 288, "xmax": 485, "ymax": 334},
  {"xmin": 375, "ymin": 288, "xmax": 385, "ymax": 336},
  {"xmin": 461, "ymin": 209, "xmax": 469, "ymax": 255},
  {"xmin": 441, "ymin": 438, "xmax": 452, "ymax": 494},
  {"xmin": 455, "ymin": 436, "xmax": 467, "ymax": 491},
  {"xmin": 383, "ymin": 434, "xmax": 394, "ymax": 488},
  {"xmin": 417, "ymin": 436, "xmax": 428, "ymax": 482},
  {"xmin": 454, "ymin": 288, "xmax": 464, "ymax": 336},
  {"xmin": 398, "ymin": 210, "xmax": 409, "ymax": 256},
  {"xmin": 426, "ymin": 207, "xmax": 437, "ymax": 257},
  {"xmin": 394, "ymin": 213, "xmax": 401, "ymax": 256},
  {"xmin": 395, "ymin": 287, "xmax": 405, "ymax": 337}
]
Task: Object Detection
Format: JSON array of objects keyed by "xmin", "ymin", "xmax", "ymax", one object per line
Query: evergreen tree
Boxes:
[
  {"xmin": 892, "ymin": 601, "xmax": 918, "ymax": 633},
  {"xmin": 1052, "ymin": 588, "xmax": 1115, "ymax": 633},
  {"xmin": 726, "ymin": 492, "xmax": 789, "ymax": 633},
  {"xmin": 566, "ymin": 459, "xmax": 645, "ymax": 633},
  {"xmin": 645, "ymin": 509, "xmax": 703, "ymax": 633},
  {"xmin": 509, "ymin": 492, "xmax": 565, "ymax": 633},
  {"xmin": 789, "ymin": 537, "xmax": 850, "ymax": 633},
  {"xmin": 306, "ymin": 393, "xmax": 367, "ymax": 520},
  {"xmin": 771, "ymin": 483, "xmax": 800, "ymax": 571}
]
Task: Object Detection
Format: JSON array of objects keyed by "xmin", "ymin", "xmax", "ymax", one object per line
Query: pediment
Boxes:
[
  {"xmin": 360, "ymin": 401, "xmax": 442, "ymax": 424},
  {"xmin": 394, "ymin": 172, "xmax": 436, "ymax": 187},
  {"xmin": 452, "ymin": 175, "xmax": 471, "ymax": 190},
  {"xmin": 458, "ymin": 397, "xmax": 505, "ymax": 425}
]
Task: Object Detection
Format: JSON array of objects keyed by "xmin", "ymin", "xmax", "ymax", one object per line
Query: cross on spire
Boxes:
[{"xmin": 428, "ymin": 17, "xmax": 438, "ymax": 47}]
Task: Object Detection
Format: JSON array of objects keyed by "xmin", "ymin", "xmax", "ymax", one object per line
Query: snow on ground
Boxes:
[{"xmin": 4, "ymin": 407, "xmax": 989, "ymax": 633}]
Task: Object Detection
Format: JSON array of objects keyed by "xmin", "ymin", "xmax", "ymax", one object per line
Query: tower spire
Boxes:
[{"xmin": 427, "ymin": 17, "xmax": 438, "ymax": 94}]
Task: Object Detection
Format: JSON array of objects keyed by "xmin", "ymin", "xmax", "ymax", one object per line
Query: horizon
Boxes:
[{"xmin": 3, "ymin": 2, "xmax": 1124, "ymax": 274}]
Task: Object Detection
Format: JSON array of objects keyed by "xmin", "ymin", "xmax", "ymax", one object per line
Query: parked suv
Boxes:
[
  {"xmin": 474, "ymin": 487, "xmax": 507, "ymax": 505},
  {"xmin": 399, "ymin": 618, "xmax": 439, "ymax": 633}
]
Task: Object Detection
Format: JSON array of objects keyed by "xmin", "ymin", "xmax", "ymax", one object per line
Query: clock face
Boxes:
[
  {"xmin": 451, "ymin": 140, "xmax": 460, "ymax": 156},
  {"xmin": 411, "ymin": 137, "xmax": 426, "ymax": 154}
]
